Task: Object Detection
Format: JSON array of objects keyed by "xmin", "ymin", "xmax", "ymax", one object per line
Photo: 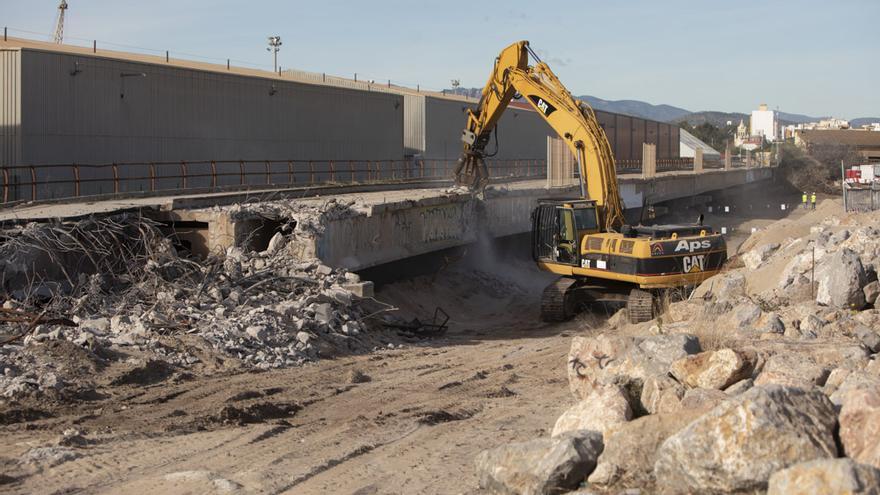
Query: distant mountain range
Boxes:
[
  {"xmin": 851, "ymin": 117, "xmax": 880, "ymax": 127},
  {"xmin": 577, "ymin": 95, "xmax": 690, "ymax": 122},
  {"xmin": 442, "ymin": 87, "xmax": 875, "ymax": 127}
]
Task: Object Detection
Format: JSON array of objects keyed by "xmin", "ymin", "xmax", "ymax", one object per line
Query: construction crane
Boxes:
[{"xmin": 53, "ymin": 1, "xmax": 68, "ymax": 44}]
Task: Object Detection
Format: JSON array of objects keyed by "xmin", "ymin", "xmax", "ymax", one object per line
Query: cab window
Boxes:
[{"xmin": 573, "ymin": 207, "xmax": 599, "ymax": 232}]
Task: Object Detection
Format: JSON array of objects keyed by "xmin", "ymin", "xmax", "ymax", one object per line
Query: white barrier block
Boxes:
[{"xmin": 721, "ymin": 227, "xmax": 728, "ymax": 234}]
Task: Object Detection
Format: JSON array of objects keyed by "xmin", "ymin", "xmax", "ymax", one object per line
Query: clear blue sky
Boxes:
[{"xmin": 3, "ymin": 0, "xmax": 878, "ymax": 118}]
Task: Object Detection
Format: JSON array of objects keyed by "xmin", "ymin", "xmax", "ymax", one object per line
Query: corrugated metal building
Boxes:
[
  {"xmin": 401, "ymin": 92, "xmax": 680, "ymax": 164},
  {"xmin": 1, "ymin": 36, "xmax": 685, "ymax": 201},
  {"xmin": 0, "ymin": 39, "xmax": 404, "ymax": 198}
]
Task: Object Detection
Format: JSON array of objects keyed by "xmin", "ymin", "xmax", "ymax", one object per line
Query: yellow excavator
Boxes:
[{"xmin": 454, "ymin": 41, "xmax": 727, "ymax": 322}]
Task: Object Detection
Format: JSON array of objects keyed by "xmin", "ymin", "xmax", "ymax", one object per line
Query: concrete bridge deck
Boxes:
[{"xmin": 0, "ymin": 167, "xmax": 773, "ymax": 271}]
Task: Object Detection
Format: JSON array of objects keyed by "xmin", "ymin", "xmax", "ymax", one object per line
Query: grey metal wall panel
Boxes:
[
  {"xmin": 632, "ymin": 118, "xmax": 645, "ymax": 161},
  {"xmin": 616, "ymin": 115, "xmax": 632, "ymax": 161},
  {"xmin": 403, "ymin": 94, "xmax": 425, "ymax": 156},
  {"xmin": 422, "ymin": 96, "xmax": 551, "ymax": 161},
  {"xmin": 671, "ymin": 126, "xmax": 680, "ymax": 157},
  {"xmin": 495, "ymin": 106, "xmax": 553, "ymax": 160},
  {"xmin": 424, "ymin": 96, "xmax": 472, "ymax": 160},
  {"xmin": 19, "ymin": 49, "xmax": 404, "ymax": 169},
  {"xmin": 0, "ymin": 49, "xmax": 21, "ymax": 169},
  {"xmin": 658, "ymin": 123, "xmax": 670, "ymax": 158}
]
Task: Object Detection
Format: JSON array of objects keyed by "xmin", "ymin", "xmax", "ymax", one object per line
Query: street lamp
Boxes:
[{"xmin": 267, "ymin": 36, "xmax": 282, "ymax": 72}]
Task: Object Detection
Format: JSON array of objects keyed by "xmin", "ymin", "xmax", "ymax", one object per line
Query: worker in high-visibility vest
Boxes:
[
  {"xmin": 811, "ymin": 192, "xmax": 817, "ymax": 210},
  {"xmin": 802, "ymin": 192, "xmax": 808, "ymax": 209}
]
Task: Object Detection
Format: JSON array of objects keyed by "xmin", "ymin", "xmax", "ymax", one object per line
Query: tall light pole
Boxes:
[{"xmin": 267, "ymin": 36, "xmax": 282, "ymax": 72}]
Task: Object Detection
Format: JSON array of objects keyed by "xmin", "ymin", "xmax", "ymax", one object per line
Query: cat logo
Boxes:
[
  {"xmin": 683, "ymin": 254, "xmax": 706, "ymax": 273},
  {"xmin": 650, "ymin": 243, "xmax": 664, "ymax": 256},
  {"xmin": 674, "ymin": 239, "xmax": 712, "ymax": 253},
  {"xmin": 528, "ymin": 95, "xmax": 556, "ymax": 117}
]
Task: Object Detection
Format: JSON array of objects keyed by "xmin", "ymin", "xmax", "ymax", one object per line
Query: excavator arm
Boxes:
[{"xmin": 453, "ymin": 41, "xmax": 625, "ymax": 231}]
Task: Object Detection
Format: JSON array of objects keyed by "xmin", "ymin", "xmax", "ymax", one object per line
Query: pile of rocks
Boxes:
[{"xmin": 475, "ymin": 204, "xmax": 880, "ymax": 494}]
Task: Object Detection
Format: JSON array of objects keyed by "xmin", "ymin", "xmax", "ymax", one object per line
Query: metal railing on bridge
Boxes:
[{"xmin": 1, "ymin": 158, "xmax": 549, "ymax": 205}]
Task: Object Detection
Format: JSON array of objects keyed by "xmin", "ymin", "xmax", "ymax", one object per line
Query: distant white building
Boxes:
[
  {"xmin": 750, "ymin": 103, "xmax": 778, "ymax": 141},
  {"xmin": 734, "ymin": 119, "xmax": 748, "ymax": 147}
]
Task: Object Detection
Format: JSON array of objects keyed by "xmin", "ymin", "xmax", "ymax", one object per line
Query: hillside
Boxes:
[
  {"xmin": 577, "ymin": 95, "xmax": 691, "ymax": 122},
  {"xmin": 672, "ymin": 111, "xmax": 749, "ymax": 128},
  {"xmin": 851, "ymin": 117, "xmax": 880, "ymax": 128}
]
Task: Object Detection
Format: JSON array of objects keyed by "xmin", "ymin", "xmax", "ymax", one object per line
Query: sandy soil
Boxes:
[{"xmin": 0, "ymin": 252, "xmax": 599, "ymax": 495}]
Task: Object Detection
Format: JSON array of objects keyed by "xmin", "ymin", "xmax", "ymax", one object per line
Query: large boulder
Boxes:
[
  {"xmin": 679, "ymin": 388, "xmax": 729, "ymax": 410},
  {"xmin": 697, "ymin": 270, "xmax": 746, "ymax": 301},
  {"xmin": 767, "ymin": 458, "xmax": 880, "ymax": 495},
  {"xmin": 669, "ymin": 348, "xmax": 750, "ymax": 390},
  {"xmin": 827, "ymin": 370, "xmax": 880, "ymax": 406},
  {"xmin": 640, "ymin": 375, "xmax": 685, "ymax": 415},
  {"xmin": 816, "ymin": 248, "xmax": 867, "ymax": 309},
  {"xmin": 754, "ymin": 352, "xmax": 829, "ymax": 388},
  {"xmin": 475, "ymin": 431, "xmax": 603, "ymax": 495},
  {"xmin": 653, "ymin": 385, "xmax": 838, "ymax": 494},
  {"xmin": 567, "ymin": 333, "xmax": 700, "ymax": 404},
  {"xmin": 839, "ymin": 386, "xmax": 880, "ymax": 469},
  {"xmin": 742, "ymin": 243, "xmax": 780, "ymax": 271},
  {"xmin": 551, "ymin": 386, "xmax": 632, "ymax": 439},
  {"xmin": 588, "ymin": 410, "xmax": 704, "ymax": 490}
]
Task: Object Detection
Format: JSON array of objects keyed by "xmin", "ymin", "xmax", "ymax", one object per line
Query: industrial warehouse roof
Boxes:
[
  {"xmin": 797, "ymin": 129, "xmax": 880, "ymax": 147},
  {"xmin": 0, "ymin": 35, "xmax": 467, "ymax": 102},
  {"xmin": 679, "ymin": 128, "xmax": 721, "ymax": 156},
  {"xmin": 0, "ymin": 35, "xmax": 669, "ymax": 122}
]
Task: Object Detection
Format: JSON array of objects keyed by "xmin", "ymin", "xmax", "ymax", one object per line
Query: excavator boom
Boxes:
[{"xmin": 454, "ymin": 41, "xmax": 625, "ymax": 231}]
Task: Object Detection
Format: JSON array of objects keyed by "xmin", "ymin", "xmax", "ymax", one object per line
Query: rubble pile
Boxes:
[
  {"xmin": 0, "ymin": 201, "xmax": 398, "ymax": 401},
  {"xmin": 476, "ymin": 201, "xmax": 880, "ymax": 495}
]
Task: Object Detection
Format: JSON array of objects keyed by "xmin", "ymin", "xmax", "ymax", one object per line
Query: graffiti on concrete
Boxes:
[{"xmin": 420, "ymin": 205, "xmax": 464, "ymax": 243}]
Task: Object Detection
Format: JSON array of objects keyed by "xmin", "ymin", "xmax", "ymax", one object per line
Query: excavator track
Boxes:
[
  {"xmin": 627, "ymin": 289, "xmax": 655, "ymax": 323},
  {"xmin": 540, "ymin": 278, "xmax": 579, "ymax": 322}
]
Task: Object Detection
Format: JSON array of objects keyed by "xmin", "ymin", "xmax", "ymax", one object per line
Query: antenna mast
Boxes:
[{"xmin": 53, "ymin": 1, "xmax": 68, "ymax": 44}]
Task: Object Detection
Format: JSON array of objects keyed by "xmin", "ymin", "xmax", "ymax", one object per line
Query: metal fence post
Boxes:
[
  {"xmin": 309, "ymin": 161, "xmax": 314, "ymax": 184},
  {"xmin": 210, "ymin": 160, "xmax": 217, "ymax": 189},
  {"xmin": 349, "ymin": 160, "xmax": 355, "ymax": 183},
  {"xmin": 2, "ymin": 167, "xmax": 8, "ymax": 203},
  {"xmin": 180, "ymin": 161, "xmax": 188, "ymax": 190},
  {"xmin": 29, "ymin": 166, "xmax": 36, "ymax": 201},
  {"xmin": 111, "ymin": 163, "xmax": 119, "ymax": 194},
  {"xmin": 149, "ymin": 162, "xmax": 156, "ymax": 191},
  {"xmin": 288, "ymin": 160, "xmax": 293, "ymax": 185},
  {"xmin": 73, "ymin": 164, "xmax": 80, "ymax": 197},
  {"xmin": 265, "ymin": 160, "xmax": 271, "ymax": 185},
  {"xmin": 239, "ymin": 160, "xmax": 245, "ymax": 186}
]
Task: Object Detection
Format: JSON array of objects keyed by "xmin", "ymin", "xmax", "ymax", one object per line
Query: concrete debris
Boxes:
[
  {"xmin": 474, "ymin": 430, "xmax": 603, "ymax": 495},
  {"xmin": 0, "ymin": 205, "xmax": 402, "ymax": 401}
]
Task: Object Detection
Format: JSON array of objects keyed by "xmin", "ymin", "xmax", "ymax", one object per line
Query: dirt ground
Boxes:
[
  {"xmin": 0, "ymin": 183, "xmax": 809, "ymax": 495},
  {"xmin": 0, "ymin": 249, "xmax": 596, "ymax": 495}
]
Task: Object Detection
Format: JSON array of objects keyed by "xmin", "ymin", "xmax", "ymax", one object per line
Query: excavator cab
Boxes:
[{"xmin": 532, "ymin": 200, "xmax": 599, "ymax": 266}]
